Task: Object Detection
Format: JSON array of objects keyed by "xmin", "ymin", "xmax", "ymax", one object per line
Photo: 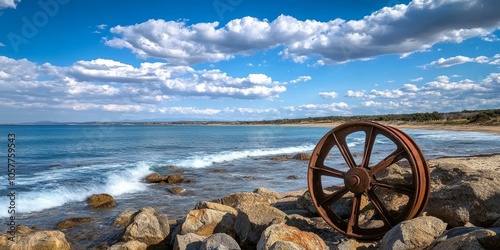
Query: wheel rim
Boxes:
[{"xmin": 307, "ymin": 121, "xmax": 430, "ymax": 239}]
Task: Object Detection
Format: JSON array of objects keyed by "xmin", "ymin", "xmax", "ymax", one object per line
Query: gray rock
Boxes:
[
  {"xmin": 379, "ymin": 216, "xmax": 447, "ymax": 250},
  {"xmin": 216, "ymin": 192, "xmax": 275, "ymax": 208},
  {"xmin": 428, "ymin": 228, "xmax": 499, "ymax": 250},
  {"xmin": 113, "ymin": 210, "xmax": 136, "ymax": 227},
  {"xmin": 200, "ymin": 233, "xmax": 241, "ymax": 250},
  {"xmin": 122, "ymin": 207, "xmax": 170, "ymax": 246},
  {"xmin": 0, "ymin": 229, "xmax": 71, "ymax": 250},
  {"xmin": 425, "ymin": 160, "xmax": 500, "ymax": 227},
  {"xmin": 234, "ymin": 203, "xmax": 287, "ymax": 247},
  {"xmin": 296, "ymin": 190, "xmax": 318, "ymax": 215},
  {"xmin": 173, "ymin": 233, "xmax": 206, "ymax": 250}
]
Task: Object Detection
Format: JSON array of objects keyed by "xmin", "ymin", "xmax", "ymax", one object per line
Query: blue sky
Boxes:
[{"xmin": 0, "ymin": 0, "xmax": 499, "ymax": 123}]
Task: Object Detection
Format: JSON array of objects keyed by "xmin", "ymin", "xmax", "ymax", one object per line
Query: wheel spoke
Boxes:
[
  {"xmin": 311, "ymin": 164, "xmax": 345, "ymax": 179},
  {"xmin": 347, "ymin": 193, "xmax": 362, "ymax": 235},
  {"xmin": 361, "ymin": 127, "xmax": 377, "ymax": 168},
  {"xmin": 369, "ymin": 148, "xmax": 407, "ymax": 175},
  {"xmin": 373, "ymin": 181, "xmax": 415, "ymax": 196},
  {"xmin": 367, "ymin": 189, "xmax": 395, "ymax": 228},
  {"xmin": 332, "ymin": 132, "xmax": 357, "ymax": 169},
  {"xmin": 317, "ymin": 186, "xmax": 348, "ymax": 206}
]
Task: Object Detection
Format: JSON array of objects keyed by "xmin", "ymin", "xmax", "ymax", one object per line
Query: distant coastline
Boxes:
[{"xmin": 3, "ymin": 109, "xmax": 499, "ymax": 135}]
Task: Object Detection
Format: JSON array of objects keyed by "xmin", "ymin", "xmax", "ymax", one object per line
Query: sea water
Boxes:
[{"xmin": 0, "ymin": 125, "xmax": 499, "ymax": 242}]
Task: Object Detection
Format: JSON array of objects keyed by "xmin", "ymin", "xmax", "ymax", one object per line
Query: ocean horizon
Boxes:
[{"xmin": 1, "ymin": 125, "xmax": 499, "ymax": 247}]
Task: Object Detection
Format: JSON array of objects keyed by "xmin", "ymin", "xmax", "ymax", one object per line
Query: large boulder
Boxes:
[
  {"xmin": 200, "ymin": 233, "xmax": 241, "ymax": 250},
  {"xmin": 234, "ymin": 203, "xmax": 287, "ymax": 247},
  {"xmin": 122, "ymin": 207, "xmax": 170, "ymax": 247},
  {"xmin": 108, "ymin": 240, "xmax": 147, "ymax": 250},
  {"xmin": 428, "ymin": 228, "xmax": 500, "ymax": 250},
  {"xmin": 173, "ymin": 233, "xmax": 206, "ymax": 250},
  {"xmin": 180, "ymin": 208, "xmax": 236, "ymax": 237},
  {"xmin": 426, "ymin": 158, "xmax": 500, "ymax": 227},
  {"xmin": 194, "ymin": 201, "xmax": 238, "ymax": 216},
  {"xmin": 0, "ymin": 228, "xmax": 71, "ymax": 250},
  {"xmin": 257, "ymin": 223, "xmax": 328, "ymax": 250},
  {"xmin": 113, "ymin": 210, "xmax": 136, "ymax": 227},
  {"xmin": 379, "ymin": 216, "xmax": 447, "ymax": 250},
  {"xmin": 254, "ymin": 187, "xmax": 280, "ymax": 201},
  {"xmin": 216, "ymin": 192, "xmax": 276, "ymax": 208},
  {"xmin": 87, "ymin": 193, "xmax": 116, "ymax": 209}
]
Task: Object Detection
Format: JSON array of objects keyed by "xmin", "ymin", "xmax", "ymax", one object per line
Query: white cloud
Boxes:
[
  {"xmin": 411, "ymin": 77, "xmax": 423, "ymax": 82},
  {"xmin": 1, "ymin": 56, "xmax": 336, "ymax": 119},
  {"xmin": 345, "ymin": 73, "xmax": 500, "ymax": 113},
  {"xmin": 345, "ymin": 90, "xmax": 365, "ymax": 98},
  {"xmin": 105, "ymin": 0, "xmax": 500, "ymax": 65},
  {"xmin": 423, "ymin": 55, "xmax": 493, "ymax": 68},
  {"xmin": 0, "ymin": 42, "xmax": 5, "ymax": 47},
  {"xmin": 0, "ymin": 0, "xmax": 20, "ymax": 9},
  {"xmin": 319, "ymin": 91, "xmax": 338, "ymax": 99},
  {"xmin": 289, "ymin": 75, "xmax": 312, "ymax": 84}
]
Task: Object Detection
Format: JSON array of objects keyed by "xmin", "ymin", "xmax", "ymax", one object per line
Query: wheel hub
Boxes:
[{"xmin": 344, "ymin": 167, "xmax": 370, "ymax": 194}]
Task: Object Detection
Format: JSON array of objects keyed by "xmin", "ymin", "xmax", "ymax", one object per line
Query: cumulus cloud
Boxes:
[
  {"xmin": 288, "ymin": 75, "xmax": 312, "ymax": 84},
  {"xmin": 106, "ymin": 0, "xmax": 500, "ymax": 65},
  {"xmin": 319, "ymin": 91, "xmax": 338, "ymax": 99},
  {"xmin": 423, "ymin": 55, "xmax": 493, "ymax": 68},
  {"xmin": 346, "ymin": 73, "xmax": 500, "ymax": 113},
  {"xmin": 0, "ymin": 56, "xmax": 306, "ymax": 118},
  {"xmin": 0, "ymin": 0, "xmax": 20, "ymax": 9}
]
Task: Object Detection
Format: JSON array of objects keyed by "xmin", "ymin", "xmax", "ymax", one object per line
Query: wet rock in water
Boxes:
[
  {"xmin": 169, "ymin": 187, "xmax": 186, "ymax": 195},
  {"xmin": 271, "ymin": 155, "xmax": 288, "ymax": 162},
  {"xmin": 144, "ymin": 172, "xmax": 169, "ymax": 183},
  {"xmin": 184, "ymin": 179, "xmax": 197, "ymax": 184},
  {"xmin": 425, "ymin": 160, "xmax": 500, "ymax": 227},
  {"xmin": 122, "ymin": 207, "xmax": 170, "ymax": 247},
  {"xmin": 56, "ymin": 217, "xmax": 94, "ymax": 230},
  {"xmin": 257, "ymin": 223, "xmax": 328, "ymax": 250},
  {"xmin": 292, "ymin": 153, "xmax": 311, "ymax": 160},
  {"xmin": 108, "ymin": 240, "xmax": 147, "ymax": 250},
  {"xmin": 234, "ymin": 203, "xmax": 287, "ymax": 247},
  {"xmin": 173, "ymin": 233, "xmax": 206, "ymax": 250},
  {"xmin": 0, "ymin": 228, "xmax": 71, "ymax": 250},
  {"xmin": 287, "ymin": 175, "xmax": 299, "ymax": 180},
  {"xmin": 180, "ymin": 208, "xmax": 237, "ymax": 237},
  {"xmin": 199, "ymin": 233, "xmax": 241, "ymax": 250},
  {"xmin": 167, "ymin": 174, "xmax": 185, "ymax": 184},
  {"xmin": 113, "ymin": 210, "xmax": 136, "ymax": 227},
  {"xmin": 87, "ymin": 193, "xmax": 116, "ymax": 209},
  {"xmin": 211, "ymin": 169, "xmax": 225, "ymax": 173},
  {"xmin": 380, "ymin": 215, "xmax": 447, "ymax": 250}
]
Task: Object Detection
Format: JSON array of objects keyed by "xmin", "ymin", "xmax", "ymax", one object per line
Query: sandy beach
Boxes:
[{"xmin": 276, "ymin": 121, "xmax": 500, "ymax": 134}]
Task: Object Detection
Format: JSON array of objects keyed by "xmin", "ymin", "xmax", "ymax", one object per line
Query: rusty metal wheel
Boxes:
[{"xmin": 307, "ymin": 121, "xmax": 430, "ymax": 240}]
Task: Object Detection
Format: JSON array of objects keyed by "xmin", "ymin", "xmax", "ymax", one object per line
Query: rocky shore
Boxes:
[{"xmin": 1, "ymin": 154, "xmax": 500, "ymax": 250}]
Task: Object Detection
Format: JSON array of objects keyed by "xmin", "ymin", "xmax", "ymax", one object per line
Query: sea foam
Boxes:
[
  {"xmin": 0, "ymin": 161, "xmax": 152, "ymax": 218},
  {"xmin": 176, "ymin": 143, "xmax": 316, "ymax": 168}
]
